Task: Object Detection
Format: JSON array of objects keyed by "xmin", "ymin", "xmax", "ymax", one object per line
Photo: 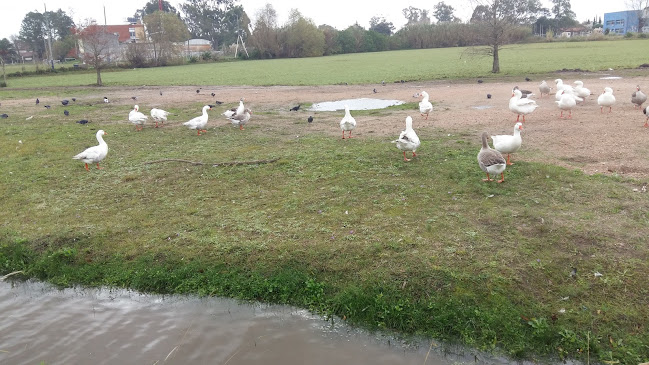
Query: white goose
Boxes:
[
  {"xmin": 340, "ymin": 105, "xmax": 356, "ymax": 139},
  {"xmin": 392, "ymin": 116, "xmax": 420, "ymax": 161},
  {"xmin": 129, "ymin": 105, "xmax": 148, "ymax": 131},
  {"xmin": 72, "ymin": 130, "xmax": 108, "ymax": 171},
  {"xmin": 573, "ymin": 81, "xmax": 591, "ymax": 101},
  {"xmin": 183, "ymin": 105, "xmax": 212, "ymax": 135},
  {"xmin": 538, "ymin": 80, "xmax": 552, "ymax": 98},
  {"xmin": 491, "ymin": 122, "xmax": 523, "ymax": 165},
  {"xmin": 597, "ymin": 87, "xmax": 616, "ymax": 113},
  {"xmin": 478, "ymin": 132, "xmax": 506, "ymax": 183},
  {"xmin": 419, "ymin": 91, "xmax": 433, "ymax": 119},
  {"xmin": 556, "ymin": 90, "xmax": 577, "ymax": 118},
  {"xmin": 227, "ymin": 108, "xmax": 252, "ymax": 130},
  {"xmin": 222, "ymin": 98, "xmax": 245, "ymax": 118},
  {"xmin": 150, "ymin": 108, "xmax": 170, "ymax": 128},
  {"xmin": 509, "ymin": 89, "xmax": 538, "ymax": 122}
]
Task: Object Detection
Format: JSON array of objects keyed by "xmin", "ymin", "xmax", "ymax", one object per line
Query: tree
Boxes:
[
  {"xmin": 249, "ymin": 4, "xmax": 280, "ymax": 58},
  {"xmin": 369, "ymin": 16, "xmax": 395, "ymax": 35},
  {"xmin": 470, "ymin": 0, "xmax": 546, "ymax": 73},
  {"xmin": 319, "ymin": 25, "xmax": 340, "ymax": 55},
  {"xmin": 433, "ymin": 2, "xmax": 459, "ymax": 22},
  {"xmin": 402, "ymin": 7, "xmax": 431, "ymax": 25},
  {"xmin": 626, "ymin": 0, "xmax": 649, "ymax": 31},
  {"xmin": 76, "ymin": 22, "xmax": 118, "ymax": 86},
  {"xmin": 18, "ymin": 10, "xmax": 74, "ymax": 60},
  {"xmin": 551, "ymin": 0, "xmax": 577, "ymax": 31},
  {"xmin": 0, "ymin": 38, "xmax": 18, "ymax": 86},
  {"xmin": 181, "ymin": 0, "xmax": 237, "ymax": 50},
  {"xmin": 52, "ymin": 36, "xmax": 77, "ymax": 61},
  {"xmin": 143, "ymin": 11, "xmax": 190, "ymax": 65},
  {"xmin": 134, "ymin": 0, "xmax": 181, "ymax": 19},
  {"xmin": 282, "ymin": 9, "xmax": 324, "ymax": 57}
]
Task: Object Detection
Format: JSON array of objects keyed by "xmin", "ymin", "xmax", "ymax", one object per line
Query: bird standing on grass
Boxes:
[
  {"xmin": 392, "ymin": 116, "xmax": 420, "ymax": 162},
  {"xmin": 129, "ymin": 105, "xmax": 148, "ymax": 131},
  {"xmin": 491, "ymin": 122, "xmax": 523, "ymax": 166},
  {"xmin": 339, "ymin": 105, "xmax": 356, "ymax": 139},
  {"xmin": 227, "ymin": 108, "xmax": 252, "ymax": 130},
  {"xmin": 184, "ymin": 105, "xmax": 211, "ymax": 135},
  {"xmin": 64, "ymin": 110, "xmax": 69, "ymax": 116},
  {"xmin": 556, "ymin": 90, "xmax": 578, "ymax": 119},
  {"xmin": 150, "ymin": 108, "xmax": 170, "ymax": 128},
  {"xmin": 308, "ymin": 116, "xmax": 313, "ymax": 123},
  {"xmin": 478, "ymin": 132, "xmax": 506, "ymax": 183},
  {"xmin": 61, "ymin": 99, "xmax": 69, "ymax": 106},
  {"xmin": 223, "ymin": 98, "xmax": 245, "ymax": 119},
  {"xmin": 72, "ymin": 130, "xmax": 108, "ymax": 171},
  {"xmin": 290, "ymin": 104, "xmax": 301, "ymax": 111}
]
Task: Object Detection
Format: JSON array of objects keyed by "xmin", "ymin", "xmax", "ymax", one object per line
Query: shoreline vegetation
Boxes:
[{"xmin": 1, "ymin": 44, "xmax": 649, "ymax": 364}]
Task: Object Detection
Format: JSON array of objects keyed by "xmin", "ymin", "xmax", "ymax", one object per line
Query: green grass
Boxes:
[
  {"xmin": 1, "ymin": 96, "xmax": 648, "ymax": 364},
  {"xmin": 2, "ymin": 39, "xmax": 648, "ymax": 88}
]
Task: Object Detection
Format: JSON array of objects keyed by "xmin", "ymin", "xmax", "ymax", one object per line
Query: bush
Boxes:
[
  {"xmin": 201, "ymin": 51, "xmax": 212, "ymax": 61},
  {"xmin": 0, "ymin": 81, "xmax": 6, "ymax": 87},
  {"xmin": 640, "ymin": 33, "xmax": 648, "ymax": 39},
  {"xmin": 188, "ymin": 56, "xmax": 198, "ymax": 63},
  {"xmin": 624, "ymin": 32, "xmax": 635, "ymax": 38}
]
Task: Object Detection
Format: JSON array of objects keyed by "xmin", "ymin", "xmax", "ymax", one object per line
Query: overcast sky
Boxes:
[{"xmin": 0, "ymin": 0, "xmax": 630, "ymax": 41}]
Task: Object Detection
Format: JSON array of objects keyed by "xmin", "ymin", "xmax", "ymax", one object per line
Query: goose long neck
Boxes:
[
  {"xmin": 97, "ymin": 133, "xmax": 106, "ymax": 145},
  {"xmin": 481, "ymin": 133, "xmax": 488, "ymax": 149},
  {"xmin": 405, "ymin": 118, "xmax": 413, "ymax": 130}
]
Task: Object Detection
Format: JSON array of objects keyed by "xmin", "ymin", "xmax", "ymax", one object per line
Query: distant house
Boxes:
[
  {"xmin": 104, "ymin": 22, "xmax": 145, "ymax": 44},
  {"xmin": 559, "ymin": 27, "xmax": 591, "ymax": 37},
  {"xmin": 603, "ymin": 10, "xmax": 640, "ymax": 34},
  {"xmin": 182, "ymin": 39, "xmax": 213, "ymax": 57}
]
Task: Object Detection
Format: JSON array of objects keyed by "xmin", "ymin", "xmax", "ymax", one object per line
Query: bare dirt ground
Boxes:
[{"xmin": 7, "ymin": 71, "xmax": 649, "ymax": 179}]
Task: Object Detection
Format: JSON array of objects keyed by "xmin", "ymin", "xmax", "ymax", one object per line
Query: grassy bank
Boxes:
[
  {"xmin": 2, "ymin": 39, "xmax": 649, "ymax": 89},
  {"xmin": 1, "ymin": 98, "xmax": 648, "ymax": 364}
]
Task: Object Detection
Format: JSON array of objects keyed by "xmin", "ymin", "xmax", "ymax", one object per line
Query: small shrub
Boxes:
[
  {"xmin": 639, "ymin": 33, "xmax": 648, "ymax": 39},
  {"xmin": 201, "ymin": 51, "xmax": 212, "ymax": 61},
  {"xmin": 624, "ymin": 32, "xmax": 635, "ymax": 38},
  {"xmin": 188, "ymin": 56, "xmax": 198, "ymax": 63},
  {"xmin": 0, "ymin": 81, "xmax": 6, "ymax": 88}
]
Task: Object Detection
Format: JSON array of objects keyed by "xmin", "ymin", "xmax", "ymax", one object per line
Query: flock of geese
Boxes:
[{"xmin": 73, "ymin": 80, "xmax": 648, "ymax": 180}]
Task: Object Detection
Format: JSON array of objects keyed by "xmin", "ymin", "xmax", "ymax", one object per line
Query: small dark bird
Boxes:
[
  {"xmin": 61, "ymin": 99, "xmax": 69, "ymax": 105},
  {"xmin": 211, "ymin": 92, "xmax": 216, "ymax": 97},
  {"xmin": 487, "ymin": 94, "xmax": 492, "ymax": 99},
  {"xmin": 213, "ymin": 100, "xmax": 223, "ymax": 105},
  {"xmin": 44, "ymin": 105, "xmax": 51, "ymax": 109},
  {"xmin": 36, "ymin": 98, "xmax": 40, "ymax": 105},
  {"xmin": 525, "ymin": 77, "xmax": 531, "ymax": 82},
  {"xmin": 400, "ymin": 80, "xmax": 405, "ymax": 83},
  {"xmin": 196, "ymin": 89, "xmax": 200, "ymax": 94},
  {"xmin": 103, "ymin": 97, "xmax": 109, "ymax": 103},
  {"xmin": 1, "ymin": 113, "xmax": 8, "ymax": 118},
  {"xmin": 131, "ymin": 96, "xmax": 137, "ymax": 101},
  {"xmin": 76, "ymin": 119, "xmax": 89, "ymax": 124},
  {"xmin": 64, "ymin": 110, "xmax": 69, "ymax": 116},
  {"xmin": 477, "ymin": 79, "xmax": 484, "ymax": 84},
  {"xmin": 382, "ymin": 80, "xmax": 386, "ymax": 86},
  {"xmin": 290, "ymin": 104, "xmax": 301, "ymax": 112},
  {"xmin": 373, "ymin": 88, "xmax": 377, "ymax": 93},
  {"xmin": 307, "ymin": 116, "xmax": 313, "ymax": 123},
  {"xmin": 159, "ymin": 90, "xmax": 163, "ymax": 96},
  {"xmin": 570, "ymin": 267, "xmax": 577, "ymax": 278},
  {"xmin": 71, "ymin": 98, "xmax": 76, "ymax": 102}
]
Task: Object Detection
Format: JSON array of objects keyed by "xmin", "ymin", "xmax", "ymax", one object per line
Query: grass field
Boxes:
[
  {"xmin": 1, "ymin": 39, "xmax": 649, "ymax": 89},
  {"xmin": 1, "ymin": 40, "xmax": 649, "ymax": 364}
]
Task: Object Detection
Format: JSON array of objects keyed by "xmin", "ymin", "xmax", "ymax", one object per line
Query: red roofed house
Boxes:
[{"xmin": 104, "ymin": 22, "xmax": 145, "ymax": 44}]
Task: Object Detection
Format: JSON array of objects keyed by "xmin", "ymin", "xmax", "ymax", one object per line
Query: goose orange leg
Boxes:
[
  {"xmin": 96, "ymin": 163, "xmax": 103, "ymax": 170},
  {"xmin": 482, "ymin": 173, "xmax": 492, "ymax": 182},
  {"xmin": 239, "ymin": 125, "xmax": 244, "ymax": 130},
  {"xmin": 347, "ymin": 131, "xmax": 353, "ymax": 138},
  {"xmin": 497, "ymin": 173, "xmax": 505, "ymax": 183},
  {"xmin": 84, "ymin": 163, "xmax": 89, "ymax": 171},
  {"xmin": 506, "ymin": 154, "xmax": 513, "ymax": 165},
  {"xmin": 403, "ymin": 151, "xmax": 411, "ymax": 162}
]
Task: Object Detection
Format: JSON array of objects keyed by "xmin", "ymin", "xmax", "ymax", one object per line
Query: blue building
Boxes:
[{"xmin": 603, "ymin": 11, "xmax": 640, "ymax": 34}]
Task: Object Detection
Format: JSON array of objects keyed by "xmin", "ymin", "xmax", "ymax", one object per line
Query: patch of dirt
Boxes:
[{"xmin": 8, "ymin": 73, "xmax": 649, "ymax": 179}]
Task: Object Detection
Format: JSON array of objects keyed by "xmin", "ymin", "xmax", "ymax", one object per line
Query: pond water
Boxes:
[
  {"xmin": 0, "ymin": 280, "xmax": 494, "ymax": 365},
  {"xmin": 472, "ymin": 105, "xmax": 494, "ymax": 110},
  {"xmin": 600, "ymin": 76, "xmax": 622, "ymax": 80},
  {"xmin": 310, "ymin": 98, "xmax": 404, "ymax": 112}
]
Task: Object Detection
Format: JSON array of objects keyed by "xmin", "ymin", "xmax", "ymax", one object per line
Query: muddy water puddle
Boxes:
[
  {"xmin": 310, "ymin": 98, "xmax": 404, "ymax": 111},
  {"xmin": 0, "ymin": 280, "xmax": 495, "ymax": 365}
]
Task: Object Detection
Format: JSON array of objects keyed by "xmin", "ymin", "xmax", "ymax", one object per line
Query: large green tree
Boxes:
[
  {"xmin": 470, "ymin": 0, "xmax": 546, "ymax": 73},
  {"xmin": 551, "ymin": 0, "xmax": 577, "ymax": 30},
  {"xmin": 134, "ymin": 0, "xmax": 181, "ymax": 19},
  {"xmin": 18, "ymin": 10, "xmax": 74, "ymax": 59},
  {"xmin": 143, "ymin": 11, "xmax": 190, "ymax": 65},
  {"xmin": 249, "ymin": 4, "xmax": 280, "ymax": 58},
  {"xmin": 433, "ymin": 2, "xmax": 459, "ymax": 23},
  {"xmin": 282, "ymin": 9, "xmax": 324, "ymax": 58},
  {"xmin": 181, "ymin": 0, "xmax": 241, "ymax": 49},
  {"xmin": 369, "ymin": 16, "xmax": 395, "ymax": 36}
]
